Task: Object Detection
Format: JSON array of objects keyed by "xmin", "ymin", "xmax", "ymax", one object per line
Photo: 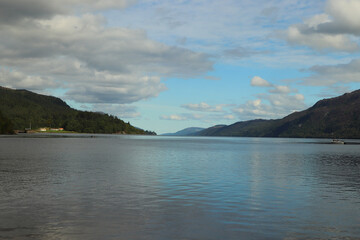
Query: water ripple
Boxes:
[{"xmin": 1, "ymin": 136, "xmax": 359, "ymax": 239}]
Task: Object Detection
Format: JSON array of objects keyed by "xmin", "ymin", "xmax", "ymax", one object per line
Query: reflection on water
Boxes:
[{"xmin": 0, "ymin": 136, "xmax": 359, "ymax": 239}]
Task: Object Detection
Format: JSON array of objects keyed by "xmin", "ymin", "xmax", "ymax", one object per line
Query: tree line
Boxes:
[{"xmin": 0, "ymin": 87, "xmax": 156, "ymax": 135}]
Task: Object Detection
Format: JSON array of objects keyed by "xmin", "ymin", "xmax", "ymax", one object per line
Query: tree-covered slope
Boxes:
[
  {"xmin": 196, "ymin": 90, "xmax": 360, "ymax": 139},
  {"xmin": 0, "ymin": 110, "xmax": 14, "ymax": 134},
  {"xmin": 270, "ymin": 89, "xmax": 360, "ymax": 138},
  {"xmin": 0, "ymin": 87, "xmax": 155, "ymax": 135}
]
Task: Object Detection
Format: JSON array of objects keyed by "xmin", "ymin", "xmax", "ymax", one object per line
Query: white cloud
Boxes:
[
  {"xmin": 174, "ymin": 76, "xmax": 306, "ymax": 123},
  {"xmin": 233, "ymin": 107, "xmax": 244, "ymax": 114},
  {"xmin": 322, "ymin": 0, "xmax": 360, "ymax": 35},
  {"xmin": 0, "ymin": 12, "xmax": 213, "ymax": 104},
  {"xmin": 286, "ymin": 25, "xmax": 358, "ymax": 52},
  {"xmin": 294, "ymin": 94, "xmax": 305, "ymax": 101},
  {"xmin": 232, "ymin": 92, "xmax": 306, "ymax": 120},
  {"xmin": 165, "ymin": 76, "xmax": 306, "ymax": 124},
  {"xmin": 223, "ymin": 114, "xmax": 235, "ymax": 120},
  {"xmin": 251, "ymin": 76, "xmax": 295, "ymax": 94},
  {"xmin": 0, "ymin": 14, "xmax": 212, "ymax": 76},
  {"xmin": 251, "ymin": 99, "xmax": 262, "ymax": 107},
  {"xmin": 231, "ymin": 77, "xmax": 306, "ymax": 120},
  {"xmin": 64, "ymin": 73, "xmax": 167, "ymax": 104},
  {"xmin": 260, "ymin": 93, "xmax": 305, "ymax": 110},
  {"xmin": 182, "ymin": 102, "xmax": 225, "ymax": 112},
  {"xmin": 107, "ymin": 0, "xmax": 323, "ymax": 59},
  {"xmin": 304, "ymin": 13, "xmax": 331, "ymax": 29},
  {"xmin": 269, "ymin": 85, "xmax": 292, "ymax": 94},
  {"xmin": 285, "ymin": 0, "xmax": 360, "ymax": 52},
  {"xmin": 302, "ymin": 58, "xmax": 360, "ymax": 86},
  {"xmin": 251, "ymin": 76, "xmax": 272, "ymax": 87},
  {"xmin": 161, "ymin": 115, "xmax": 187, "ymax": 121},
  {"xmin": 0, "ymin": 68, "xmax": 58, "ymax": 90}
]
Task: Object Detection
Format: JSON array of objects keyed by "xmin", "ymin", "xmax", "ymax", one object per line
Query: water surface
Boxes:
[{"xmin": 0, "ymin": 135, "xmax": 359, "ymax": 239}]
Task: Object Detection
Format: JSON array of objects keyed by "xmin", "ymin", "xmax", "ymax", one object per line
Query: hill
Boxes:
[
  {"xmin": 0, "ymin": 110, "xmax": 14, "ymax": 134},
  {"xmin": 0, "ymin": 86, "xmax": 155, "ymax": 135},
  {"xmin": 195, "ymin": 90, "xmax": 360, "ymax": 139},
  {"xmin": 189, "ymin": 125, "xmax": 228, "ymax": 136},
  {"xmin": 162, "ymin": 127, "xmax": 205, "ymax": 136}
]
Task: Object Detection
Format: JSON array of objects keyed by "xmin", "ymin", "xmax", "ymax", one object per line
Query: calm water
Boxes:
[{"xmin": 0, "ymin": 135, "xmax": 359, "ymax": 240}]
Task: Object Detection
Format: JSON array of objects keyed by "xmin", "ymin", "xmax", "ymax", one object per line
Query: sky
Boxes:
[{"xmin": 1, "ymin": 0, "xmax": 360, "ymax": 134}]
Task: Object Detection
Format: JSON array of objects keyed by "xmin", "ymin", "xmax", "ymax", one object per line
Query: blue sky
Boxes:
[{"xmin": 1, "ymin": 0, "xmax": 360, "ymax": 134}]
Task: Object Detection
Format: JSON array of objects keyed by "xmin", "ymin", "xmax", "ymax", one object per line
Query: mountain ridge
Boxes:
[
  {"xmin": 195, "ymin": 90, "xmax": 360, "ymax": 139},
  {"xmin": 162, "ymin": 127, "xmax": 205, "ymax": 136}
]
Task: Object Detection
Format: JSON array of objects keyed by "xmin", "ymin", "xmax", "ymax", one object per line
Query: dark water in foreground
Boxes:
[{"xmin": 0, "ymin": 135, "xmax": 359, "ymax": 240}]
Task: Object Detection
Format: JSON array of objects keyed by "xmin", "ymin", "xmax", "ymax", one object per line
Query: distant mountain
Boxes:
[
  {"xmin": 162, "ymin": 127, "xmax": 205, "ymax": 136},
  {"xmin": 190, "ymin": 125, "xmax": 227, "ymax": 136},
  {"xmin": 195, "ymin": 90, "xmax": 360, "ymax": 139},
  {"xmin": 0, "ymin": 86, "xmax": 156, "ymax": 135}
]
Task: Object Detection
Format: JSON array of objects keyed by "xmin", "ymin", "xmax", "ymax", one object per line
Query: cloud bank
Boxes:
[
  {"xmin": 162, "ymin": 76, "xmax": 306, "ymax": 124},
  {"xmin": 0, "ymin": 0, "xmax": 134, "ymax": 24},
  {"xmin": 0, "ymin": 0, "xmax": 213, "ymax": 106},
  {"xmin": 251, "ymin": 76, "xmax": 272, "ymax": 87},
  {"xmin": 182, "ymin": 102, "xmax": 225, "ymax": 112},
  {"xmin": 302, "ymin": 58, "xmax": 360, "ymax": 86},
  {"xmin": 285, "ymin": 0, "xmax": 360, "ymax": 52},
  {"xmin": 233, "ymin": 76, "xmax": 305, "ymax": 120}
]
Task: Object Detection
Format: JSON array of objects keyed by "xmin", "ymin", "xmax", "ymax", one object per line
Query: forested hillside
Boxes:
[
  {"xmin": 195, "ymin": 90, "xmax": 360, "ymax": 139},
  {"xmin": 0, "ymin": 87, "xmax": 155, "ymax": 135},
  {"xmin": 0, "ymin": 110, "xmax": 14, "ymax": 134}
]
